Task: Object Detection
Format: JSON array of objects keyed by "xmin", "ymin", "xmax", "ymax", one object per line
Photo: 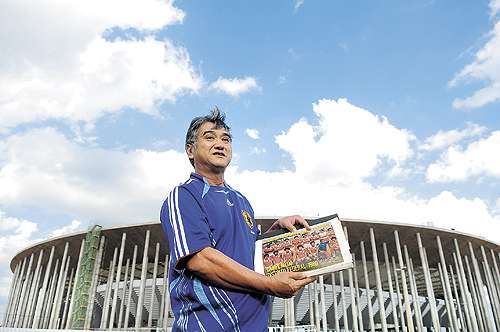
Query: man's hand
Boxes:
[
  {"xmin": 265, "ymin": 272, "xmax": 316, "ymax": 298},
  {"xmin": 267, "ymin": 215, "xmax": 310, "ymax": 233}
]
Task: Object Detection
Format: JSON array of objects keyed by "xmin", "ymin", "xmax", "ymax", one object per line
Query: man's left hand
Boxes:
[{"xmin": 267, "ymin": 215, "xmax": 310, "ymax": 233}]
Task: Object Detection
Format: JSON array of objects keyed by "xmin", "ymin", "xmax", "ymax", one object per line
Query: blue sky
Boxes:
[{"xmin": 1, "ymin": 0, "xmax": 500, "ymax": 315}]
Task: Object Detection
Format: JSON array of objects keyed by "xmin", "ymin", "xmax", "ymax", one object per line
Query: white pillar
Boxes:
[
  {"xmin": 109, "ymin": 233, "xmax": 127, "ymax": 330},
  {"xmin": 61, "ymin": 268, "xmax": 75, "ymax": 328},
  {"xmin": 383, "ymin": 243, "xmax": 399, "ymax": 332},
  {"xmin": 392, "ymin": 256, "xmax": 406, "ymax": 332},
  {"xmin": 124, "ymin": 245, "xmax": 138, "ymax": 329},
  {"xmin": 394, "ymin": 231, "xmax": 415, "ymax": 332},
  {"xmin": 159, "ymin": 254, "xmax": 169, "ymax": 328},
  {"xmin": 32, "ymin": 246, "xmax": 54, "ymax": 328},
  {"xmin": 24, "ymin": 250, "xmax": 44, "ymax": 327},
  {"xmin": 135, "ymin": 229, "xmax": 150, "ymax": 328},
  {"xmin": 148, "ymin": 242, "xmax": 160, "ymax": 327},
  {"xmin": 49, "ymin": 242, "xmax": 69, "ymax": 328},
  {"xmin": 15, "ymin": 253, "xmax": 34, "ymax": 327},
  {"xmin": 361, "ymin": 241, "xmax": 375, "ymax": 332},
  {"xmin": 3, "ymin": 261, "xmax": 21, "ymax": 327},
  {"xmin": 370, "ymin": 228, "xmax": 388, "ymax": 332},
  {"xmin": 416, "ymin": 233, "xmax": 440, "ymax": 331},
  {"xmin": 101, "ymin": 248, "xmax": 118, "ymax": 328},
  {"xmin": 331, "ymin": 273, "xmax": 340, "ymax": 332},
  {"xmin": 117, "ymin": 258, "xmax": 130, "ymax": 329},
  {"xmin": 42, "ymin": 258, "xmax": 59, "ymax": 328},
  {"xmin": 436, "ymin": 236, "xmax": 459, "ymax": 331},
  {"xmin": 319, "ymin": 275, "xmax": 328, "ymax": 332}
]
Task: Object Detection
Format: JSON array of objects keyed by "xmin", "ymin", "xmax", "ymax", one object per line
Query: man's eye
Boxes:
[
  {"xmin": 205, "ymin": 136, "xmax": 215, "ymax": 140},
  {"xmin": 222, "ymin": 137, "xmax": 231, "ymax": 143}
]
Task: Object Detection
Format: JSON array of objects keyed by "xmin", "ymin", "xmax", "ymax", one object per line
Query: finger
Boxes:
[
  {"xmin": 294, "ymin": 215, "xmax": 310, "ymax": 230},
  {"xmin": 288, "ymin": 272, "xmax": 306, "ymax": 280},
  {"xmin": 283, "ymin": 219, "xmax": 297, "ymax": 232},
  {"xmin": 296, "ymin": 277, "xmax": 316, "ymax": 288}
]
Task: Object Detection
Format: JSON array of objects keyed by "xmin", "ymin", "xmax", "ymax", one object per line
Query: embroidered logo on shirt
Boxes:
[
  {"xmin": 242, "ymin": 210, "xmax": 254, "ymax": 229},
  {"xmin": 226, "ymin": 198, "xmax": 234, "ymax": 206}
]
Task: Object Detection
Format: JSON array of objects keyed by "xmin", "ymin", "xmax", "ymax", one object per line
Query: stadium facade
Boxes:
[{"xmin": 2, "ymin": 218, "xmax": 500, "ymax": 331}]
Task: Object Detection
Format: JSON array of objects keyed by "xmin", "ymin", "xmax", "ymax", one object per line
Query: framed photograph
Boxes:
[{"xmin": 255, "ymin": 214, "xmax": 353, "ymax": 277}]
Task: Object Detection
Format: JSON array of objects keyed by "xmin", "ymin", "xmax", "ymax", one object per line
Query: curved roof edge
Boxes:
[{"xmin": 9, "ymin": 217, "xmax": 500, "ymax": 271}]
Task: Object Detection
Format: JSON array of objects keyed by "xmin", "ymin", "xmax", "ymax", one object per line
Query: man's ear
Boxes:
[{"xmin": 186, "ymin": 144, "xmax": 194, "ymax": 159}]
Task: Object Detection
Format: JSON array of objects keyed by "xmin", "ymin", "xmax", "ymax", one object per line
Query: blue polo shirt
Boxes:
[{"xmin": 160, "ymin": 173, "xmax": 270, "ymax": 332}]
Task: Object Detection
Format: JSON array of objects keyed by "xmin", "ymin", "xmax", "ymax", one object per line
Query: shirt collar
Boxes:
[{"xmin": 190, "ymin": 172, "xmax": 226, "ymax": 187}]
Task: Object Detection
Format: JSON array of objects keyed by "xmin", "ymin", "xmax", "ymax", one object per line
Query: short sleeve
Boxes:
[{"xmin": 160, "ymin": 186, "xmax": 211, "ymax": 269}]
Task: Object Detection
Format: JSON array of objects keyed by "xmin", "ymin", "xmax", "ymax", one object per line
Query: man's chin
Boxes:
[
  {"xmin": 210, "ymin": 158, "xmax": 230, "ymax": 169},
  {"xmin": 208, "ymin": 162, "xmax": 229, "ymax": 172}
]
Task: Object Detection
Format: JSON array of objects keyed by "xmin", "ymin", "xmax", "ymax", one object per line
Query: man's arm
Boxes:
[{"xmin": 185, "ymin": 247, "xmax": 315, "ymax": 298}]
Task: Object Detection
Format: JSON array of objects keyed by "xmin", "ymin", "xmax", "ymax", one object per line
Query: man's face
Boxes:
[{"xmin": 187, "ymin": 121, "xmax": 232, "ymax": 173}]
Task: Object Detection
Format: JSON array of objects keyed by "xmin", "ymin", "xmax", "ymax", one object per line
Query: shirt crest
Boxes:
[{"xmin": 241, "ymin": 210, "xmax": 253, "ymax": 229}]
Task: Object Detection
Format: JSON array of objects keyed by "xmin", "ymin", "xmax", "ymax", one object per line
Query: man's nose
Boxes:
[{"xmin": 214, "ymin": 142, "xmax": 225, "ymax": 150}]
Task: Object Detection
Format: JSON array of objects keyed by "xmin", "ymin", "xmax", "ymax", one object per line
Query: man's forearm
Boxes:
[
  {"xmin": 185, "ymin": 247, "xmax": 315, "ymax": 298},
  {"xmin": 185, "ymin": 247, "xmax": 271, "ymax": 294}
]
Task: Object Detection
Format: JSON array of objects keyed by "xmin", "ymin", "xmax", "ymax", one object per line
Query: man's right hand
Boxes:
[{"xmin": 266, "ymin": 272, "xmax": 316, "ymax": 298}]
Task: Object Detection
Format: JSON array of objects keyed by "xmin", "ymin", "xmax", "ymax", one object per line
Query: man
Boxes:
[{"xmin": 160, "ymin": 108, "xmax": 315, "ymax": 332}]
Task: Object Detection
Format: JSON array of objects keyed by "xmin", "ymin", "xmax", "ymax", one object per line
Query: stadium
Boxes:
[{"xmin": 2, "ymin": 217, "xmax": 500, "ymax": 331}]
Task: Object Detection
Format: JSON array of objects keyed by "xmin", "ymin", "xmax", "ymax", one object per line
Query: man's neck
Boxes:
[{"xmin": 194, "ymin": 168, "xmax": 225, "ymax": 186}]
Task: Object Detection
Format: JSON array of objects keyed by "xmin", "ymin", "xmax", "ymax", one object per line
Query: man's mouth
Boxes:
[{"xmin": 213, "ymin": 152, "xmax": 225, "ymax": 157}]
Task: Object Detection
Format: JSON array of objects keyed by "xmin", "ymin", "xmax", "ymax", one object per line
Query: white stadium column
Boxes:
[
  {"xmin": 383, "ymin": 243, "xmax": 399, "ymax": 332},
  {"xmin": 49, "ymin": 242, "xmax": 69, "ymax": 328},
  {"xmin": 416, "ymin": 233, "xmax": 440, "ymax": 331},
  {"xmin": 15, "ymin": 253, "xmax": 34, "ymax": 327},
  {"xmin": 101, "ymin": 248, "xmax": 118, "ymax": 328},
  {"xmin": 360, "ymin": 241, "xmax": 375, "ymax": 332},
  {"xmin": 124, "ymin": 245, "xmax": 138, "ymax": 329},
  {"xmin": 4, "ymin": 261, "xmax": 21, "ymax": 327},
  {"xmin": 148, "ymin": 242, "xmax": 160, "ymax": 328},
  {"xmin": 109, "ymin": 233, "xmax": 127, "ymax": 330},
  {"xmin": 394, "ymin": 231, "xmax": 414, "ymax": 332},
  {"xmin": 135, "ymin": 229, "xmax": 150, "ymax": 328},
  {"xmin": 117, "ymin": 258, "xmax": 130, "ymax": 329}
]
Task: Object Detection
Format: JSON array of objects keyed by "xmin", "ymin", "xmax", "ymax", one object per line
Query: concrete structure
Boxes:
[{"xmin": 2, "ymin": 218, "xmax": 500, "ymax": 331}]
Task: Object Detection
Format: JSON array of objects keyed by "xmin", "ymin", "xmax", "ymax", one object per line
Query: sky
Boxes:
[{"xmin": 1, "ymin": 0, "xmax": 500, "ymax": 316}]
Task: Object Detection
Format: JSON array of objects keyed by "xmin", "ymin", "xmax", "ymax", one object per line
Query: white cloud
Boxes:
[
  {"xmin": 0, "ymin": 0, "xmax": 201, "ymax": 132},
  {"xmin": 245, "ymin": 128, "xmax": 260, "ymax": 140},
  {"xmin": 419, "ymin": 122, "xmax": 486, "ymax": 151},
  {"xmin": 227, "ymin": 169, "xmax": 500, "ymax": 242},
  {"xmin": 209, "ymin": 76, "xmax": 259, "ymax": 97},
  {"xmin": 48, "ymin": 220, "xmax": 83, "ymax": 238},
  {"xmin": 226, "ymin": 99, "xmax": 500, "ymax": 242},
  {"xmin": 275, "ymin": 98, "xmax": 415, "ymax": 183},
  {"xmin": 491, "ymin": 0, "xmax": 500, "ymax": 17},
  {"xmin": 0, "ymin": 128, "xmax": 191, "ymax": 223},
  {"xmin": 250, "ymin": 147, "xmax": 267, "ymax": 155},
  {"xmin": 0, "ymin": 212, "xmax": 40, "ymax": 291},
  {"xmin": 426, "ymin": 131, "xmax": 500, "ymax": 182},
  {"xmin": 449, "ymin": 4, "xmax": 500, "ymax": 109}
]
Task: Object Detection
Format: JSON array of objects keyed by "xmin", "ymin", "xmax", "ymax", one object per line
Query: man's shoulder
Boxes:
[
  {"xmin": 175, "ymin": 178, "xmax": 205, "ymax": 203},
  {"xmin": 163, "ymin": 176, "xmax": 204, "ymax": 205}
]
